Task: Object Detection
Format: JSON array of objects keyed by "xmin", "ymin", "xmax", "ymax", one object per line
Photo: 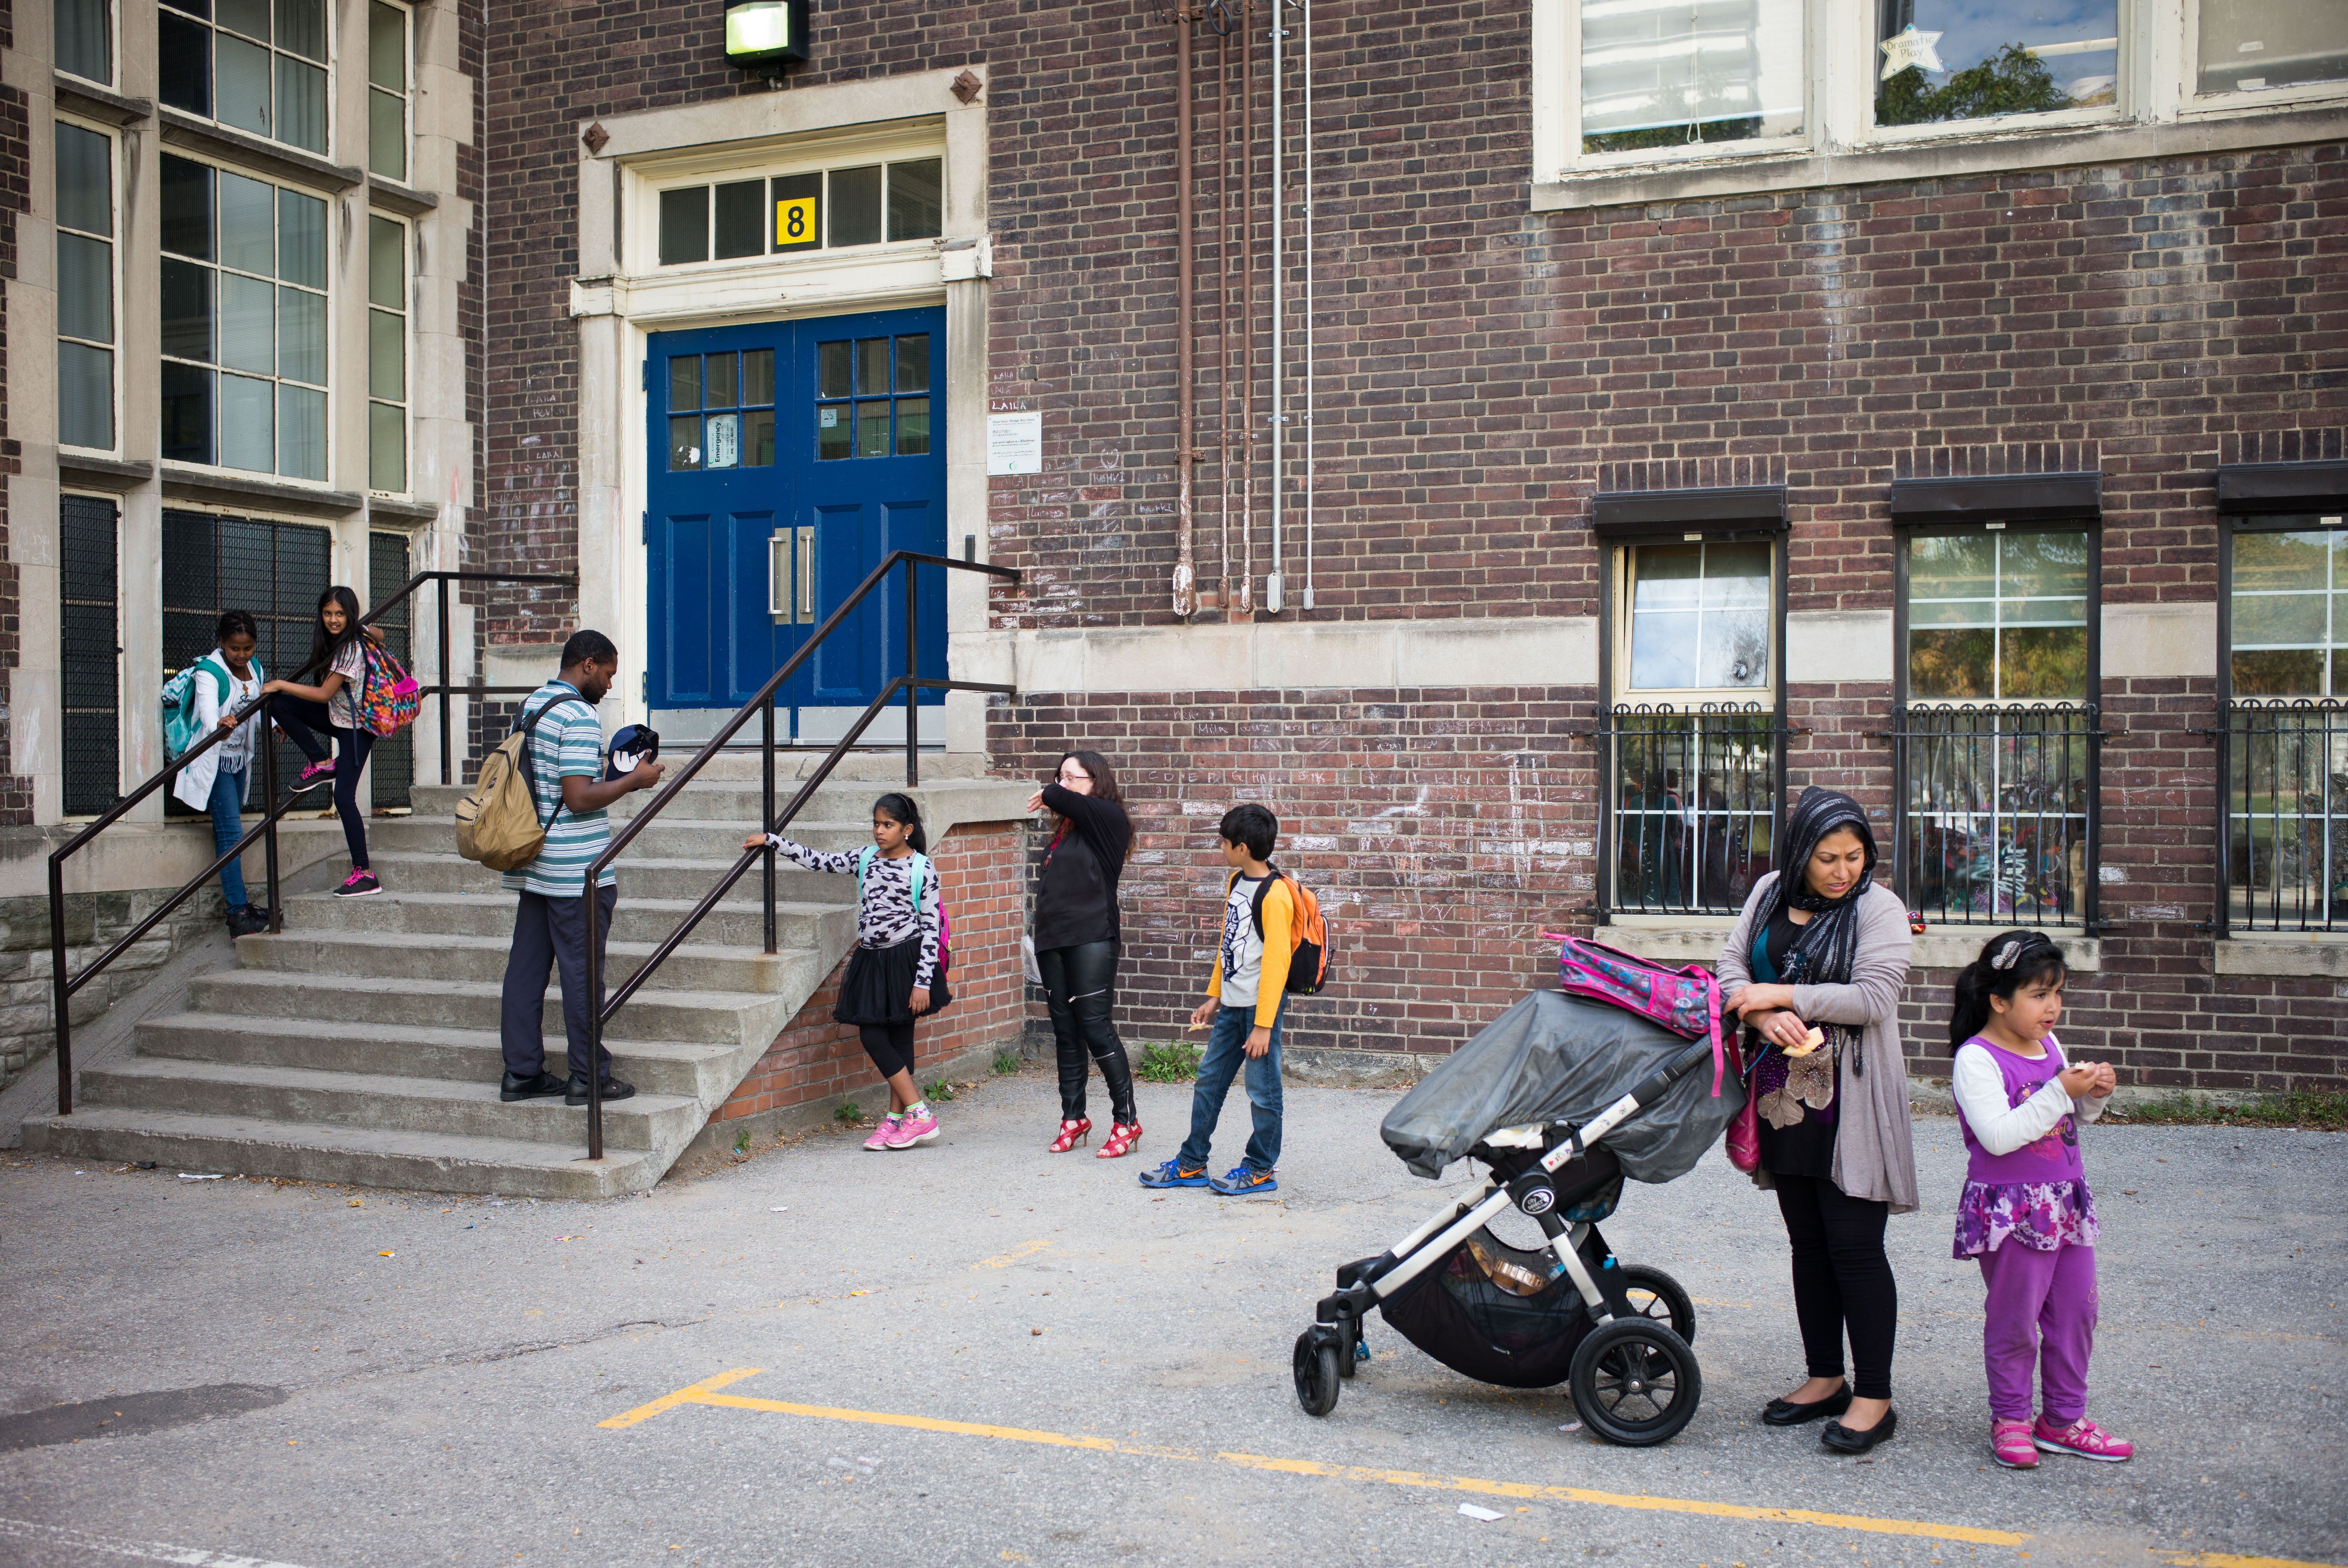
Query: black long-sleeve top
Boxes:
[{"xmin": 1032, "ymin": 782, "xmax": 1131, "ymax": 951}]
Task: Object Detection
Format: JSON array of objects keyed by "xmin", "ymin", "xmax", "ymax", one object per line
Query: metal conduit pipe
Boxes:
[
  {"xmin": 1267, "ymin": 0, "xmax": 1290, "ymax": 615},
  {"xmin": 1234, "ymin": 0, "xmax": 1255, "ymax": 621},
  {"xmin": 1301, "ymin": 0, "xmax": 1316, "ymax": 611},
  {"xmin": 1172, "ymin": 3, "xmax": 1198, "ymax": 618},
  {"xmin": 1218, "ymin": 8, "xmax": 1234, "ymax": 616}
]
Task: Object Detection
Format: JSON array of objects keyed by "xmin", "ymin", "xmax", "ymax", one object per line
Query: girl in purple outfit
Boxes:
[{"xmin": 1948, "ymin": 930, "xmax": 2132, "ymax": 1470}]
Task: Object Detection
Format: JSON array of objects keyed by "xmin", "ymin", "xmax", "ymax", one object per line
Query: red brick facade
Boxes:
[{"xmin": 715, "ymin": 820, "xmax": 1030, "ymax": 1124}]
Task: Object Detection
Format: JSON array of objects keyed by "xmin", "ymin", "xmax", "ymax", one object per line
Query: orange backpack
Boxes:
[{"xmin": 1232, "ymin": 862, "xmax": 1332, "ymax": 995}]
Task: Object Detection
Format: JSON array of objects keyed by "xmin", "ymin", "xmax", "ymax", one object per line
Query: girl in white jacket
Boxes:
[{"xmin": 169, "ymin": 610, "xmax": 268, "ymax": 936}]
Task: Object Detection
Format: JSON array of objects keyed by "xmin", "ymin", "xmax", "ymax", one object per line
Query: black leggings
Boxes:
[
  {"xmin": 1039, "ymin": 940, "xmax": 1136, "ymax": 1123},
  {"xmin": 1773, "ymin": 1172, "xmax": 1898, "ymax": 1400},
  {"xmin": 859, "ymin": 1021, "xmax": 916, "ymax": 1081},
  {"xmin": 269, "ymin": 693, "xmax": 373, "ymax": 869}
]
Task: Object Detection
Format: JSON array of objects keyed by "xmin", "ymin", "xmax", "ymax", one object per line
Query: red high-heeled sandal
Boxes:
[
  {"xmin": 1095, "ymin": 1121, "xmax": 1142, "ymax": 1159},
  {"xmin": 1049, "ymin": 1117, "xmax": 1092, "ymax": 1153}
]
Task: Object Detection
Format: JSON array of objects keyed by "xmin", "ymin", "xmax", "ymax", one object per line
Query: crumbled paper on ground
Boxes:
[
  {"xmin": 1558, "ymin": 1420, "xmax": 1583, "ymax": 1433},
  {"xmin": 178, "ymin": 1173, "xmax": 225, "ymax": 1181},
  {"xmin": 1458, "ymin": 1504, "xmax": 1505, "ymax": 1521}
]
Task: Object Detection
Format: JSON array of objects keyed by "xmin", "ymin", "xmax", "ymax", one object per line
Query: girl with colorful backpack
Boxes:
[
  {"xmin": 262, "ymin": 586, "xmax": 386, "ymax": 898},
  {"xmin": 744, "ymin": 792, "xmax": 951, "ymax": 1150}
]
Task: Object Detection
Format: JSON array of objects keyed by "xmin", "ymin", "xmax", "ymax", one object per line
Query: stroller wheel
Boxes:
[
  {"xmin": 1568, "ymin": 1318, "xmax": 1701, "ymax": 1447},
  {"xmin": 1293, "ymin": 1327, "xmax": 1344, "ymax": 1417},
  {"xmin": 1615, "ymin": 1264, "xmax": 1696, "ymax": 1346},
  {"xmin": 1335, "ymin": 1318, "xmax": 1360, "ymax": 1379}
]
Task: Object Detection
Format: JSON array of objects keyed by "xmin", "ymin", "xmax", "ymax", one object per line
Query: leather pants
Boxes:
[{"xmin": 1038, "ymin": 939, "xmax": 1136, "ymax": 1123}]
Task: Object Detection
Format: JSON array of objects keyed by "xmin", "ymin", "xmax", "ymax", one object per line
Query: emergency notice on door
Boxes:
[{"xmin": 987, "ymin": 411, "xmax": 1041, "ymax": 475}]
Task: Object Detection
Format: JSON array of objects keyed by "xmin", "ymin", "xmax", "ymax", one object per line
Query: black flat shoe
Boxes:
[
  {"xmin": 1822, "ymin": 1407, "xmax": 1898, "ymax": 1454},
  {"xmin": 1762, "ymin": 1385, "xmax": 1852, "ymax": 1426},
  {"xmin": 501, "ymin": 1071, "xmax": 571, "ymax": 1102},
  {"xmin": 566, "ymin": 1077, "xmax": 636, "ymax": 1106}
]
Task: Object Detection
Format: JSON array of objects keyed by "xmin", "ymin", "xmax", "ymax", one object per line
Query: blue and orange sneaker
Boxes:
[
  {"xmin": 1137, "ymin": 1157, "xmax": 1210, "ymax": 1189},
  {"xmin": 1208, "ymin": 1164, "xmax": 1277, "ymax": 1196}
]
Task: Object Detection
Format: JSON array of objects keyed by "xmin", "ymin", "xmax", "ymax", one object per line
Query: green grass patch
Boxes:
[
  {"xmin": 2106, "ymin": 1090, "xmax": 2348, "ymax": 1132},
  {"xmin": 833, "ymin": 1099, "xmax": 864, "ymax": 1126},
  {"xmin": 992, "ymin": 1051, "xmax": 1021, "ymax": 1076},
  {"xmin": 1136, "ymin": 1042, "xmax": 1204, "ymax": 1083},
  {"xmin": 925, "ymin": 1080, "xmax": 957, "ymax": 1103}
]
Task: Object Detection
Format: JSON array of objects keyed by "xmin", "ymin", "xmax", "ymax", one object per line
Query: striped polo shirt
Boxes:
[{"xmin": 500, "ymin": 681, "xmax": 615, "ymax": 898}]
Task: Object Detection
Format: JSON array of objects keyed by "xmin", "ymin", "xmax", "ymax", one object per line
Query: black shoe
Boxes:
[
  {"xmin": 1762, "ymin": 1384, "xmax": 1853, "ymax": 1426},
  {"xmin": 1822, "ymin": 1407, "xmax": 1898, "ymax": 1454},
  {"xmin": 501, "ymin": 1071, "xmax": 570, "ymax": 1102},
  {"xmin": 566, "ymin": 1077, "xmax": 636, "ymax": 1106},
  {"xmin": 226, "ymin": 905, "xmax": 269, "ymax": 938}
]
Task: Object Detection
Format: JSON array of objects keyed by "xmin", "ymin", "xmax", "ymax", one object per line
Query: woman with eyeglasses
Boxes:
[{"xmin": 1026, "ymin": 750, "xmax": 1140, "ymax": 1158}]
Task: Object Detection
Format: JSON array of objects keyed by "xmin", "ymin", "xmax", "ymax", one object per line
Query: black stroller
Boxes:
[{"xmin": 1292, "ymin": 989, "xmax": 1741, "ymax": 1446}]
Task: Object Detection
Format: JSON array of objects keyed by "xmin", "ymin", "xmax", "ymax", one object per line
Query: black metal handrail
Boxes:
[
  {"xmin": 576, "ymin": 551, "xmax": 1018, "ymax": 1159},
  {"xmin": 45, "ymin": 568, "xmax": 577, "ymax": 1119},
  {"xmin": 1885, "ymin": 701, "xmax": 2105, "ymax": 931},
  {"xmin": 2218, "ymin": 697, "xmax": 2347, "ymax": 936}
]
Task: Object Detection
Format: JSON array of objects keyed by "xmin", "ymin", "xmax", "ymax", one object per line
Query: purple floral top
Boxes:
[{"xmin": 1951, "ymin": 1033, "xmax": 2098, "ymax": 1257}]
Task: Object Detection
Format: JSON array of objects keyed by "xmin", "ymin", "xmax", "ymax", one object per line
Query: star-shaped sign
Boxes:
[{"xmin": 1880, "ymin": 23, "xmax": 1945, "ymax": 80}]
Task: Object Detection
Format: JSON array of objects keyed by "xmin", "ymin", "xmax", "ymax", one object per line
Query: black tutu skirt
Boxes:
[{"xmin": 833, "ymin": 936, "xmax": 952, "ymax": 1026}]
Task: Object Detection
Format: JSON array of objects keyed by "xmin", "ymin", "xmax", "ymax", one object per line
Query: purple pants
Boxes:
[{"xmin": 1977, "ymin": 1240, "xmax": 2097, "ymax": 1423}]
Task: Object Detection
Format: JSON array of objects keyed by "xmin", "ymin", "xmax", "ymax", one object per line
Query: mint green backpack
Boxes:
[{"xmin": 160, "ymin": 655, "xmax": 247, "ymax": 759}]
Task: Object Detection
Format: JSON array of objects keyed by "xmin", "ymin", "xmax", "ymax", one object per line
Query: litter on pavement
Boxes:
[
  {"xmin": 178, "ymin": 1173, "xmax": 224, "ymax": 1181},
  {"xmin": 1458, "ymin": 1504, "xmax": 1504, "ymax": 1521}
]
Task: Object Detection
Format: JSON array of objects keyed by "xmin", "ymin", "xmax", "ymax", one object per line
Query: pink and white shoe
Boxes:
[
  {"xmin": 2033, "ymin": 1415, "xmax": 2133, "ymax": 1462},
  {"xmin": 1990, "ymin": 1418, "xmax": 2038, "ymax": 1468},
  {"xmin": 885, "ymin": 1109, "xmax": 939, "ymax": 1149},
  {"xmin": 293, "ymin": 760, "xmax": 336, "ymax": 793},
  {"xmin": 861, "ymin": 1113, "xmax": 902, "ymax": 1151}
]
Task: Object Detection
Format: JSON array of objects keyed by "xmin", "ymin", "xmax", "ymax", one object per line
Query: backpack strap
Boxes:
[
  {"xmin": 1245, "ymin": 862, "xmax": 1288, "ymax": 938},
  {"xmin": 857, "ymin": 846, "xmax": 933, "ymax": 909},
  {"xmin": 513, "ymin": 693, "xmax": 595, "ymax": 830}
]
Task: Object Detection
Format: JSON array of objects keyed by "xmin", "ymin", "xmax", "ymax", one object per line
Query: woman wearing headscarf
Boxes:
[{"xmin": 1717, "ymin": 786, "xmax": 1918, "ymax": 1456}]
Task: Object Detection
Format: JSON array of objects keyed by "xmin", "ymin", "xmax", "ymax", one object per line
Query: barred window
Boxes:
[
  {"xmin": 61, "ymin": 496, "xmax": 121, "ymax": 818},
  {"xmin": 369, "ymin": 530, "xmax": 415, "ymax": 810}
]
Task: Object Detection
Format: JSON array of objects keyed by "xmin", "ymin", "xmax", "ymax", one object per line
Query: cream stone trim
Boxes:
[
  {"xmin": 2104, "ymin": 601, "xmax": 2218, "ymax": 681},
  {"xmin": 1597, "ymin": 917, "xmax": 2105, "ymax": 972},
  {"xmin": 2213, "ymin": 933, "xmax": 2348, "ymax": 979},
  {"xmin": 1787, "ymin": 609, "xmax": 1894, "ymax": 685}
]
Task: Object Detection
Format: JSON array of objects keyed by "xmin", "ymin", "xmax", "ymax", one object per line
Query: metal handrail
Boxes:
[
  {"xmin": 576, "ymin": 551, "xmax": 1019, "ymax": 1160},
  {"xmin": 45, "ymin": 568, "xmax": 578, "ymax": 1118}
]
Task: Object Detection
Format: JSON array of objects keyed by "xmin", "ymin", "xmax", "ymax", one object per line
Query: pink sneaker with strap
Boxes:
[
  {"xmin": 861, "ymin": 1113, "xmax": 902, "ymax": 1151},
  {"xmin": 886, "ymin": 1108, "xmax": 939, "ymax": 1149},
  {"xmin": 2032, "ymin": 1415, "xmax": 2133, "ymax": 1462},
  {"xmin": 1990, "ymin": 1418, "xmax": 2038, "ymax": 1468}
]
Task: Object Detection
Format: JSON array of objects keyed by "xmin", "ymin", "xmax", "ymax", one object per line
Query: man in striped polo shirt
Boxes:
[{"xmin": 497, "ymin": 630, "xmax": 664, "ymax": 1106}]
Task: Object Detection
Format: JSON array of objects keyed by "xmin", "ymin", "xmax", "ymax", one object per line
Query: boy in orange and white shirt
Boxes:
[{"xmin": 1140, "ymin": 803, "xmax": 1293, "ymax": 1195}]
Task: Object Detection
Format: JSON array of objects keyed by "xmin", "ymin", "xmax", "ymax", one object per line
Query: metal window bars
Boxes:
[
  {"xmin": 2220, "ymin": 698, "xmax": 2347, "ymax": 935},
  {"xmin": 1600, "ymin": 703, "xmax": 1784, "ymax": 917},
  {"xmin": 1888, "ymin": 702, "xmax": 2102, "ymax": 930}
]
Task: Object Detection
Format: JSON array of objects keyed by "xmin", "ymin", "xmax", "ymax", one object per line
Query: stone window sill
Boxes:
[
  {"xmin": 1590, "ymin": 919, "xmax": 2102, "ymax": 972},
  {"xmin": 2214, "ymin": 935, "xmax": 2348, "ymax": 980}
]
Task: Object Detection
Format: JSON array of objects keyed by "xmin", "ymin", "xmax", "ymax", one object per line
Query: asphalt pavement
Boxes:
[{"xmin": 1, "ymin": 1060, "xmax": 2342, "ymax": 1568}]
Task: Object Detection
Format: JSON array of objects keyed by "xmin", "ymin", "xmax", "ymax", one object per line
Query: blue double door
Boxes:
[{"xmin": 646, "ymin": 306, "xmax": 946, "ymax": 742}]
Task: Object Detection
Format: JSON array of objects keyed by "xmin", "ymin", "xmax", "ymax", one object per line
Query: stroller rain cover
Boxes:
[{"xmin": 1381, "ymin": 990, "xmax": 1743, "ymax": 1182}]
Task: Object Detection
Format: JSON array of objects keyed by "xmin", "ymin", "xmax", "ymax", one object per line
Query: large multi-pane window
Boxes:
[
  {"xmin": 2196, "ymin": 0, "xmax": 2348, "ymax": 97},
  {"xmin": 160, "ymin": 154, "xmax": 330, "ymax": 480},
  {"xmin": 1898, "ymin": 528, "xmax": 2096, "ymax": 926},
  {"xmin": 368, "ymin": 0, "xmax": 411, "ymax": 181},
  {"xmin": 56, "ymin": 0, "xmax": 112, "ymax": 83},
  {"xmin": 61, "ymin": 496, "xmax": 122, "ymax": 818},
  {"xmin": 655, "ymin": 158, "xmax": 944, "ymax": 266},
  {"xmin": 1580, "ymin": 0, "xmax": 1803, "ymax": 155},
  {"xmin": 369, "ymin": 215, "xmax": 409, "ymax": 492},
  {"xmin": 1606, "ymin": 539, "xmax": 1779, "ymax": 915},
  {"xmin": 1874, "ymin": 0, "xmax": 2119, "ymax": 128},
  {"xmin": 56, "ymin": 121, "xmax": 117, "ymax": 452},
  {"xmin": 158, "ymin": 0, "xmax": 331, "ymax": 156},
  {"xmin": 2224, "ymin": 519, "xmax": 2347, "ymax": 932}
]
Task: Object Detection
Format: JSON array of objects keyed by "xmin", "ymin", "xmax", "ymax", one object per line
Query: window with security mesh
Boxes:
[
  {"xmin": 368, "ymin": 531, "xmax": 413, "ymax": 809},
  {"xmin": 60, "ymin": 496, "xmax": 121, "ymax": 818},
  {"xmin": 161, "ymin": 510, "xmax": 331, "ymax": 811}
]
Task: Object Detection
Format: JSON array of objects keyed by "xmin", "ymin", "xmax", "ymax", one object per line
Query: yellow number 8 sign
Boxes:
[{"xmin": 775, "ymin": 197, "xmax": 817, "ymax": 246}]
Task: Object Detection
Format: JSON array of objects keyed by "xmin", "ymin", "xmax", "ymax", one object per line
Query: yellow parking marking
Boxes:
[
  {"xmin": 971, "ymin": 1238, "xmax": 1053, "ymax": 1270},
  {"xmin": 603, "ymin": 1373, "xmax": 2045, "ymax": 1550},
  {"xmin": 597, "ymin": 1367, "xmax": 765, "ymax": 1429}
]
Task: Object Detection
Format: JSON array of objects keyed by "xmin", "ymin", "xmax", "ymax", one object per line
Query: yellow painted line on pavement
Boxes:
[
  {"xmin": 971, "ymin": 1238, "xmax": 1053, "ymax": 1269},
  {"xmin": 597, "ymin": 1366, "xmax": 766, "ymax": 1429},
  {"xmin": 2155, "ymin": 1554, "xmax": 2348, "ymax": 1568},
  {"xmin": 599, "ymin": 1373, "xmax": 2030, "ymax": 1549}
]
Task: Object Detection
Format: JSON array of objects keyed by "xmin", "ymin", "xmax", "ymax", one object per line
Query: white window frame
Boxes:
[
  {"xmin": 155, "ymin": 0, "xmax": 338, "ymax": 160},
  {"xmin": 157, "ymin": 150, "xmax": 337, "ymax": 486},
  {"xmin": 1611, "ymin": 539, "xmax": 1780, "ymax": 706},
  {"xmin": 625, "ymin": 123, "xmax": 948, "ymax": 280},
  {"xmin": 367, "ymin": 0, "xmax": 414, "ymax": 184},
  {"xmin": 54, "ymin": 0, "xmax": 119, "ymax": 88},
  {"xmin": 367, "ymin": 209, "xmax": 413, "ymax": 496},
  {"xmin": 1531, "ymin": 0, "xmax": 2348, "ymax": 201},
  {"xmin": 55, "ymin": 113, "xmax": 122, "ymax": 457}
]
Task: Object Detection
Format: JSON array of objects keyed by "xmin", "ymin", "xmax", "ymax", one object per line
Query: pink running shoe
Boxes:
[
  {"xmin": 861, "ymin": 1113, "xmax": 902, "ymax": 1151},
  {"xmin": 2033, "ymin": 1415, "xmax": 2134, "ymax": 1462},
  {"xmin": 885, "ymin": 1108, "xmax": 939, "ymax": 1149},
  {"xmin": 1991, "ymin": 1418, "xmax": 2038, "ymax": 1468}
]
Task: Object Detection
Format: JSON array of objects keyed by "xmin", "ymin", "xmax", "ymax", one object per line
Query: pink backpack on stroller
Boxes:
[{"xmin": 1546, "ymin": 936, "xmax": 1727, "ymax": 1100}]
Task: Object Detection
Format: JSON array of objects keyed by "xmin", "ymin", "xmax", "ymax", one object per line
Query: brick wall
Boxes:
[
  {"xmin": 0, "ymin": 0, "xmax": 28, "ymax": 822},
  {"xmin": 715, "ymin": 818, "xmax": 1030, "ymax": 1123}
]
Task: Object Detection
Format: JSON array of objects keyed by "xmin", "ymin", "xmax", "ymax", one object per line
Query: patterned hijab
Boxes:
[{"xmin": 1764, "ymin": 786, "xmax": 1879, "ymax": 992}]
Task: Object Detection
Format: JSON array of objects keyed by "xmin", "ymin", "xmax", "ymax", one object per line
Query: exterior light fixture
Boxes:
[{"xmin": 726, "ymin": 0, "xmax": 809, "ymax": 65}]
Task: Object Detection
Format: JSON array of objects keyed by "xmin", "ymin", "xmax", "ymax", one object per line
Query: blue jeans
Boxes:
[
  {"xmin": 207, "ymin": 765, "xmax": 250, "ymax": 910},
  {"xmin": 1176, "ymin": 999, "xmax": 1286, "ymax": 1174}
]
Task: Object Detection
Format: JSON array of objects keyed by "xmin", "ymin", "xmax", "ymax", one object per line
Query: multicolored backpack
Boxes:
[
  {"xmin": 1548, "ymin": 934, "xmax": 1725, "ymax": 1097},
  {"xmin": 353, "ymin": 639, "xmax": 422, "ymax": 737}
]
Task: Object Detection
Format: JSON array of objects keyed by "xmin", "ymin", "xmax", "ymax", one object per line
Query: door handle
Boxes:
[
  {"xmin": 770, "ymin": 531, "xmax": 790, "ymax": 620},
  {"xmin": 795, "ymin": 525, "xmax": 815, "ymax": 624}
]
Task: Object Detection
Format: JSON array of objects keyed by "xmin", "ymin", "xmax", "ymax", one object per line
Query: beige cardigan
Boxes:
[{"xmin": 1717, "ymin": 875, "xmax": 1922, "ymax": 1214}]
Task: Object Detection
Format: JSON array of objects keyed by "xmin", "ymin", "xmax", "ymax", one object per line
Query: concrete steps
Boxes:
[{"xmin": 23, "ymin": 757, "xmax": 1032, "ymax": 1198}]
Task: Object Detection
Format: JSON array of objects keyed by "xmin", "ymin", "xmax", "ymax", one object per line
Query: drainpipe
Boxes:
[
  {"xmin": 1218, "ymin": 11, "xmax": 1233, "ymax": 616},
  {"xmin": 1233, "ymin": 0, "xmax": 1255, "ymax": 621},
  {"xmin": 1265, "ymin": 0, "xmax": 1289, "ymax": 615},
  {"xmin": 1173, "ymin": 4, "xmax": 1198, "ymax": 618},
  {"xmin": 1301, "ymin": 0, "xmax": 1316, "ymax": 611}
]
